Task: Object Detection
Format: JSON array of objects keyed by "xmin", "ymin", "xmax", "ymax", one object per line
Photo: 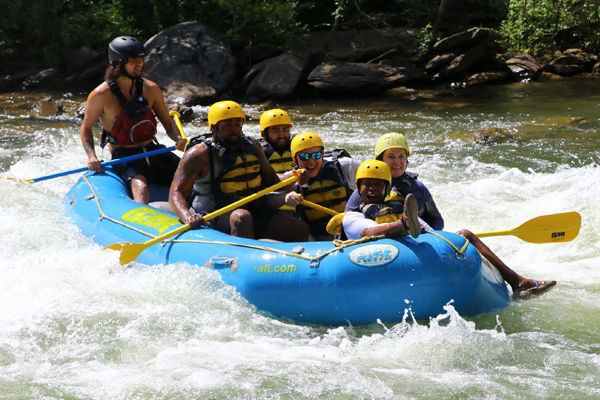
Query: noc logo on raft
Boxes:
[{"xmin": 551, "ymin": 232, "xmax": 565, "ymax": 238}]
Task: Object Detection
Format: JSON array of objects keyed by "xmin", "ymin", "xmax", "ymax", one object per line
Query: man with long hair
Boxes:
[{"xmin": 80, "ymin": 36, "xmax": 186, "ymax": 203}]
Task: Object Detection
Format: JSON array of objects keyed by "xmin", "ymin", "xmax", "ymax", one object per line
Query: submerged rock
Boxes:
[
  {"xmin": 466, "ymin": 72, "xmax": 509, "ymax": 86},
  {"xmin": 32, "ymin": 97, "xmax": 64, "ymax": 117},
  {"xmin": 449, "ymin": 127, "xmax": 513, "ymax": 145}
]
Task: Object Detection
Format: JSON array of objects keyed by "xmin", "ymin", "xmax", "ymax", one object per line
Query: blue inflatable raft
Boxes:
[{"xmin": 62, "ymin": 168, "xmax": 510, "ymax": 326}]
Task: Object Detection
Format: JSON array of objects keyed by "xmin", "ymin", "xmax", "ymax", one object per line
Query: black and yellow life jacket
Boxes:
[
  {"xmin": 299, "ymin": 157, "xmax": 351, "ymax": 226},
  {"xmin": 359, "ymin": 200, "xmax": 404, "ymax": 224},
  {"xmin": 385, "ymin": 171, "xmax": 419, "ymax": 202},
  {"xmin": 187, "ymin": 134, "xmax": 262, "ymax": 207},
  {"xmin": 258, "ymin": 137, "xmax": 294, "ymax": 174}
]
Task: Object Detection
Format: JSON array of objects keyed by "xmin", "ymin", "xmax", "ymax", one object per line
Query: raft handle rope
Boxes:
[
  {"xmin": 82, "ymin": 175, "xmax": 383, "ymax": 263},
  {"xmin": 83, "ymin": 176, "xmax": 470, "ymax": 263}
]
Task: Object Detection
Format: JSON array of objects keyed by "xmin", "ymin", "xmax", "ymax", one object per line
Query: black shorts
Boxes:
[
  {"xmin": 211, "ymin": 200, "xmax": 277, "ymax": 239},
  {"xmin": 111, "ymin": 142, "xmax": 180, "ymax": 188}
]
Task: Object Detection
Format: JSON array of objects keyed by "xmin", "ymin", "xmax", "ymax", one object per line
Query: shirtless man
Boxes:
[{"xmin": 80, "ymin": 36, "xmax": 186, "ymax": 203}]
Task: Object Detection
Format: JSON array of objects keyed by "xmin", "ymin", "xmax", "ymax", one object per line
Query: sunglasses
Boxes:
[{"xmin": 297, "ymin": 152, "xmax": 322, "ymax": 161}]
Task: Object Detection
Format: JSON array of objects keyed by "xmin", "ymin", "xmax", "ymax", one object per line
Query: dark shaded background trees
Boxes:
[{"xmin": 1, "ymin": 0, "xmax": 598, "ymax": 69}]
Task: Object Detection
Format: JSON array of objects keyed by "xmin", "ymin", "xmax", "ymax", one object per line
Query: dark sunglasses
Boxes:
[{"xmin": 297, "ymin": 152, "xmax": 322, "ymax": 161}]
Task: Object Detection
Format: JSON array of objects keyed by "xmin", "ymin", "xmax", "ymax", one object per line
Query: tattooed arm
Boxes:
[
  {"xmin": 169, "ymin": 144, "xmax": 210, "ymax": 229},
  {"xmin": 80, "ymin": 85, "xmax": 107, "ymax": 171}
]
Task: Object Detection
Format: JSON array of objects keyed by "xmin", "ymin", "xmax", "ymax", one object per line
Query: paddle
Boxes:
[
  {"xmin": 474, "ymin": 211, "xmax": 581, "ymax": 244},
  {"xmin": 169, "ymin": 110, "xmax": 186, "ymax": 140},
  {"xmin": 1, "ymin": 146, "xmax": 176, "ymax": 184},
  {"xmin": 281, "ymin": 198, "xmax": 339, "ymax": 216},
  {"xmin": 106, "ymin": 173, "xmax": 300, "ymax": 265},
  {"xmin": 3, "ymin": 111, "xmax": 187, "ymax": 184}
]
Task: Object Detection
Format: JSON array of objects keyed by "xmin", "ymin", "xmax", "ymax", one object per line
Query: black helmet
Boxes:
[{"xmin": 108, "ymin": 36, "xmax": 146, "ymax": 63}]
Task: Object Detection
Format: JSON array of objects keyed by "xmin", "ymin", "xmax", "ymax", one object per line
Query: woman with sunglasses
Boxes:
[
  {"xmin": 345, "ymin": 132, "xmax": 444, "ymax": 230},
  {"xmin": 283, "ymin": 132, "xmax": 361, "ymax": 240}
]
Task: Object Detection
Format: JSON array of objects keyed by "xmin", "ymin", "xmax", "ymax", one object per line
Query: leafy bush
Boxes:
[
  {"xmin": 0, "ymin": 0, "xmax": 306, "ymax": 66},
  {"xmin": 499, "ymin": 0, "xmax": 600, "ymax": 55}
]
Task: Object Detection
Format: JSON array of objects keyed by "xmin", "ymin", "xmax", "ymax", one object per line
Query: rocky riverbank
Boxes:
[{"xmin": 2, "ymin": 21, "xmax": 600, "ymax": 108}]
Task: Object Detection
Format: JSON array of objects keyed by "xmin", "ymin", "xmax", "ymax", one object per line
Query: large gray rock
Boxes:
[
  {"xmin": 423, "ymin": 49, "xmax": 462, "ymax": 74},
  {"xmin": 379, "ymin": 58, "xmax": 429, "ymax": 84},
  {"xmin": 144, "ymin": 22, "xmax": 236, "ymax": 105},
  {"xmin": 308, "ymin": 62, "xmax": 408, "ymax": 93},
  {"xmin": 495, "ymin": 54, "xmax": 543, "ymax": 81},
  {"xmin": 23, "ymin": 68, "xmax": 60, "ymax": 88},
  {"xmin": 244, "ymin": 52, "xmax": 309, "ymax": 101},
  {"xmin": 434, "ymin": 44, "xmax": 485, "ymax": 79},
  {"xmin": 432, "ymin": 28, "xmax": 489, "ymax": 53},
  {"xmin": 545, "ymin": 49, "xmax": 590, "ymax": 75},
  {"xmin": 297, "ymin": 28, "xmax": 419, "ymax": 62}
]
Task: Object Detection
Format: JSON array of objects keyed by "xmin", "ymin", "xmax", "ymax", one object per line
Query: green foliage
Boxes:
[
  {"xmin": 2, "ymin": 0, "xmax": 599, "ymax": 69},
  {"xmin": 205, "ymin": 0, "xmax": 306, "ymax": 47},
  {"xmin": 418, "ymin": 23, "xmax": 433, "ymax": 55},
  {"xmin": 0, "ymin": 0, "xmax": 306, "ymax": 66},
  {"xmin": 499, "ymin": 0, "xmax": 600, "ymax": 55}
]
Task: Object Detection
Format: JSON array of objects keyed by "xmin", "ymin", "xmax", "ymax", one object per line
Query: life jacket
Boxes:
[
  {"xmin": 187, "ymin": 134, "xmax": 262, "ymax": 208},
  {"xmin": 359, "ymin": 201, "xmax": 405, "ymax": 224},
  {"xmin": 100, "ymin": 78, "xmax": 157, "ymax": 148},
  {"xmin": 385, "ymin": 171, "xmax": 419, "ymax": 202},
  {"xmin": 298, "ymin": 151, "xmax": 351, "ymax": 226},
  {"xmin": 258, "ymin": 136, "xmax": 294, "ymax": 174}
]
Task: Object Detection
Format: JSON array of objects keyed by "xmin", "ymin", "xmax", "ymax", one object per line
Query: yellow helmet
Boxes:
[
  {"xmin": 260, "ymin": 109, "xmax": 292, "ymax": 137},
  {"xmin": 291, "ymin": 132, "xmax": 324, "ymax": 159},
  {"xmin": 374, "ymin": 132, "xmax": 410, "ymax": 159},
  {"xmin": 356, "ymin": 160, "xmax": 391, "ymax": 189},
  {"xmin": 208, "ymin": 101, "xmax": 245, "ymax": 130}
]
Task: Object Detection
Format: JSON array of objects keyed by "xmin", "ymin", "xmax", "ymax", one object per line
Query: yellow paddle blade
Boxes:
[
  {"xmin": 105, "ymin": 242, "xmax": 145, "ymax": 266},
  {"xmin": 0, "ymin": 176, "xmax": 34, "ymax": 183},
  {"xmin": 475, "ymin": 211, "xmax": 581, "ymax": 244},
  {"xmin": 169, "ymin": 110, "xmax": 187, "ymax": 139},
  {"xmin": 105, "ymin": 223, "xmax": 192, "ymax": 265},
  {"xmin": 105, "ymin": 174, "xmax": 300, "ymax": 265}
]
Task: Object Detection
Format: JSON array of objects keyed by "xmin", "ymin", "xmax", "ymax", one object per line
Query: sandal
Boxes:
[
  {"xmin": 512, "ymin": 279, "xmax": 557, "ymax": 300},
  {"xmin": 402, "ymin": 193, "xmax": 420, "ymax": 239}
]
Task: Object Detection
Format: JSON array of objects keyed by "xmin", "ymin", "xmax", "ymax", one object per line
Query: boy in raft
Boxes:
[
  {"xmin": 335, "ymin": 160, "xmax": 557, "ymax": 299},
  {"xmin": 282, "ymin": 132, "xmax": 361, "ymax": 240}
]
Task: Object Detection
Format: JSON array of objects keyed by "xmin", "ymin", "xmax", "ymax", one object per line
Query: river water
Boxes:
[{"xmin": 1, "ymin": 76, "xmax": 600, "ymax": 399}]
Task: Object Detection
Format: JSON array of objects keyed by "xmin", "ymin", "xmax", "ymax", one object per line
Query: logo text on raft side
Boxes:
[
  {"xmin": 349, "ymin": 244, "xmax": 399, "ymax": 267},
  {"xmin": 122, "ymin": 207, "xmax": 181, "ymax": 235},
  {"xmin": 255, "ymin": 264, "xmax": 297, "ymax": 273}
]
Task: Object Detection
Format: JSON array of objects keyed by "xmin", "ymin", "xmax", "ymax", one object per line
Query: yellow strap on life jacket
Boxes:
[
  {"xmin": 303, "ymin": 179, "xmax": 347, "ymax": 222},
  {"xmin": 220, "ymin": 154, "xmax": 262, "ymax": 198},
  {"xmin": 267, "ymin": 150, "xmax": 294, "ymax": 174}
]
